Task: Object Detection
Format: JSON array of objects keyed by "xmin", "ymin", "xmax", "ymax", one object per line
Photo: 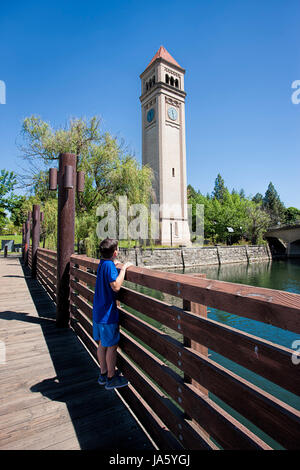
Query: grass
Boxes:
[
  {"xmin": 0, "ymin": 234, "xmax": 22, "ymax": 253},
  {"xmin": 0, "ymin": 234, "xmax": 22, "ymax": 244}
]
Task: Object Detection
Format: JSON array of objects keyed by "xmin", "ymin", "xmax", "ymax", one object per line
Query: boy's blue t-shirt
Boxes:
[{"xmin": 92, "ymin": 259, "xmax": 119, "ymax": 324}]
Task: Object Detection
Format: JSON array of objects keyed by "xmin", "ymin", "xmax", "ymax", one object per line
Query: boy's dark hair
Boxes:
[{"xmin": 99, "ymin": 238, "xmax": 118, "ymax": 259}]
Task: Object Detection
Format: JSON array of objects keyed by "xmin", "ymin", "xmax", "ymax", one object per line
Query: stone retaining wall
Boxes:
[{"xmin": 118, "ymin": 245, "xmax": 271, "ymax": 269}]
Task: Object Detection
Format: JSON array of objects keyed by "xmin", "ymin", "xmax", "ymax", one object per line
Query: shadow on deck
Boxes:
[{"xmin": 15, "ymin": 258, "xmax": 154, "ymax": 450}]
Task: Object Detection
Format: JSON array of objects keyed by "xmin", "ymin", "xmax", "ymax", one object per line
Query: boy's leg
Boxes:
[
  {"xmin": 106, "ymin": 344, "xmax": 118, "ymax": 378},
  {"xmin": 97, "ymin": 341, "xmax": 108, "ymax": 374}
]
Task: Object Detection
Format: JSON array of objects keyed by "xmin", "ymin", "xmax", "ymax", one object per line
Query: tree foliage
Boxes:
[
  {"xmin": 262, "ymin": 182, "xmax": 285, "ymax": 225},
  {"xmin": 0, "ymin": 170, "xmax": 19, "ymax": 232},
  {"xmin": 212, "ymin": 173, "xmax": 227, "ymax": 202},
  {"xmin": 188, "ymin": 175, "xmax": 274, "ymax": 245},
  {"xmin": 17, "ymin": 115, "xmax": 153, "ymax": 255}
]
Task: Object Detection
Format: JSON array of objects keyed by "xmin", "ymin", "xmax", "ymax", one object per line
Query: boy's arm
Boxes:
[{"xmin": 110, "ymin": 262, "xmax": 132, "ymax": 292}]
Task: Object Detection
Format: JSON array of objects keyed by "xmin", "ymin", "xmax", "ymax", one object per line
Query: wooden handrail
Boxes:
[
  {"xmin": 37, "ymin": 247, "xmax": 57, "ymax": 257},
  {"xmin": 32, "ymin": 252, "xmax": 300, "ymax": 449},
  {"xmin": 70, "ymin": 254, "xmax": 300, "ymax": 334}
]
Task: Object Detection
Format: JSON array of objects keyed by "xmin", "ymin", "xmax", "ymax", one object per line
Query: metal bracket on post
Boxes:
[{"xmin": 49, "ymin": 168, "xmax": 58, "ymax": 191}]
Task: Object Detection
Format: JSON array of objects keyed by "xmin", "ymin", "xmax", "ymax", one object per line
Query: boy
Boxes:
[{"xmin": 92, "ymin": 238, "xmax": 132, "ymax": 390}]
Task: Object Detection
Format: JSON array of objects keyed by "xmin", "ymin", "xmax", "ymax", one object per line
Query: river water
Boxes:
[
  {"xmin": 173, "ymin": 260, "xmax": 300, "ymax": 449},
  {"xmin": 124, "ymin": 259, "xmax": 300, "ymax": 449}
]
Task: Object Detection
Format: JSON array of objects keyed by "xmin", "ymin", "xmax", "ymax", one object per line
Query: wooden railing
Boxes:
[
  {"xmin": 36, "ymin": 248, "xmax": 57, "ymax": 303},
  {"xmin": 28, "ymin": 246, "xmax": 32, "ymax": 270},
  {"xmin": 31, "ymin": 248, "xmax": 300, "ymax": 449},
  {"xmin": 67, "ymin": 253, "xmax": 300, "ymax": 450}
]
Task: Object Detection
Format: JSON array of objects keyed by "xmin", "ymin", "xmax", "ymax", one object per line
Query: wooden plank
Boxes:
[
  {"xmin": 183, "ymin": 273, "xmax": 208, "ymax": 399},
  {"xmin": 37, "ymin": 258, "xmax": 56, "ymax": 277},
  {"xmin": 116, "ymin": 384, "xmax": 180, "ymax": 451},
  {"xmin": 71, "ymin": 254, "xmax": 99, "ymax": 272},
  {"xmin": 71, "ymin": 305, "xmax": 93, "ymax": 336},
  {"xmin": 37, "ymin": 256, "xmax": 57, "ymax": 274},
  {"xmin": 117, "ymin": 352, "xmax": 217, "ymax": 450},
  {"xmin": 0, "ymin": 256, "xmax": 152, "ymax": 451},
  {"xmin": 71, "ymin": 319, "xmax": 262, "ymax": 449},
  {"xmin": 70, "ymin": 266, "xmax": 97, "ymax": 288},
  {"xmin": 37, "ymin": 248, "xmax": 57, "ymax": 257},
  {"xmin": 37, "ymin": 272, "xmax": 56, "ymax": 303},
  {"xmin": 37, "ymin": 252, "xmax": 57, "ymax": 267},
  {"xmin": 119, "ymin": 286, "xmax": 299, "ymax": 396},
  {"xmin": 118, "ymin": 329, "xmax": 270, "ymax": 449},
  {"xmin": 119, "ymin": 307, "xmax": 300, "ymax": 449},
  {"xmin": 70, "ymin": 318, "xmax": 215, "ymax": 450},
  {"xmin": 37, "ymin": 260, "xmax": 57, "ymax": 285},
  {"xmin": 37, "ymin": 277, "xmax": 56, "ymax": 301},
  {"xmin": 70, "ymin": 279, "xmax": 94, "ymax": 303},
  {"xmin": 37, "ymin": 268, "xmax": 56, "ymax": 295},
  {"xmin": 70, "ymin": 292, "xmax": 92, "ymax": 319},
  {"xmin": 117, "ymin": 264, "xmax": 300, "ymax": 334}
]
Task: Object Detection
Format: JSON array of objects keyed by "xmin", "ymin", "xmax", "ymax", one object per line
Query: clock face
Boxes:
[
  {"xmin": 168, "ymin": 107, "xmax": 178, "ymax": 121},
  {"xmin": 147, "ymin": 108, "xmax": 155, "ymax": 123}
]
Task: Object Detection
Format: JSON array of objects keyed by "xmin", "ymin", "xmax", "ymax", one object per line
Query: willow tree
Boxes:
[{"xmin": 18, "ymin": 115, "xmax": 153, "ymax": 254}]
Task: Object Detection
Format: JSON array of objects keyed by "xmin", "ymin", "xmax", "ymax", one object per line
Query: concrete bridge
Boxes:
[{"xmin": 265, "ymin": 223, "xmax": 300, "ymax": 258}]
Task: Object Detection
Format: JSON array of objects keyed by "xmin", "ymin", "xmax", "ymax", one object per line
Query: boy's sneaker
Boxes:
[
  {"xmin": 97, "ymin": 369, "xmax": 121, "ymax": 385},
  {"xmin": 97, "ymin": 371, "xmax": 108, "ymax": 385},
  {"xmin": 105, "ymin": 374, "xmax": 129, "ymax": 390}
]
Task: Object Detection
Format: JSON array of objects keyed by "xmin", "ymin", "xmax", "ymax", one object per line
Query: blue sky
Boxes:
[{"xmin": 0, "ymin": 0, "xmax": 299, "ymax": 207}]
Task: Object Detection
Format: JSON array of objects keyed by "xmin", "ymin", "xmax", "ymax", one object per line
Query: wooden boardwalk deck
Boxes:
[{"xmin": 0, "ymin": 255, "xmax": 154, "ymax": 450}]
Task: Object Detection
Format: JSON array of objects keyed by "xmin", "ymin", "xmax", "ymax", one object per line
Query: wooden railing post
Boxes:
[
  {"xmin": 182, "ymin": 273, "xmax": 209, "ymax": 438},
  {"xmin": 48, "ymin": 154, "xmax": 85, "ymax": 328},
  {"xmin": 182, "ymin": 273, "xmax": 208, "ymax": 392},
  {"xmin": 56, "ymin": 153, "xmax": 76, "ymax": 328},
  {"xmin": 31, "ymin": 205, "xmax": 40, "ymax": 279}
]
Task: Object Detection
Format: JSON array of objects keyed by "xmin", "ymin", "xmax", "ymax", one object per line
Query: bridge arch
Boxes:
[{"xmin": 288, "ymin": 239, "xmax": 300, "ymax": 258}]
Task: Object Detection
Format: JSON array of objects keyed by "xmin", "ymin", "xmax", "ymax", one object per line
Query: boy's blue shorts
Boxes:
[{"xmin": 93, "ymin": 322, "xmax": 120, "ymax": 347}]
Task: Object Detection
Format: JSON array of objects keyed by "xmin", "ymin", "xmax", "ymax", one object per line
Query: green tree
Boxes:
[
  {"xmin": 263, "ymin": 182, "xmax": 285, "ymax": 225},
  {"xmin": 284, "ymin": 207, "xmax": 300, "ymax": 225},
  {"xmin": 187, "ymin": 184, "xmax": 198, "ymax": 200},
  {"xmin": 0, "ymin": 170, "xmax": 18, "ymax": 232},
  {"xmin": 212, "ymin": 173, "xmax": 227, "ymax": 202},
  {"xmin": 239, "ymin": 188, "xmax": 246, "ymax": 199},
  {"xmin": 19, "ymin": 116, "xmax": 153, "ymax": 253},
  {"xmin": 252, "ymin": 193, "xmax": 263, "ymax": 204},
  {"xmin": 9, "ymin": 195, "xmax": 27, "ymax": 226},
  {"xmin": 245, "ymin": 202, "xmax": 271, "ymax": 245}
]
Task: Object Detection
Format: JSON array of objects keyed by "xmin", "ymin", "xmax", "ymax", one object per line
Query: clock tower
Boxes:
[{"xmin": 140, "ymin": 46, "xmax": 191, "ymax": 246}]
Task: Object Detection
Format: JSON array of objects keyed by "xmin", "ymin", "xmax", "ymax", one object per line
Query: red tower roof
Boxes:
[{"xmin": 146, "ymin": 46, "xmax": 182, "ymax": 69}]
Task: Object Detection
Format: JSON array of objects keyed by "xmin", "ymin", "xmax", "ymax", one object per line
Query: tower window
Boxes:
[
  {"xmin": 175, "ymin": 79, "xmax": 179, "ymax": 88},
  {"xmin": 165, "ymin": 74, "xmax": 169, "ymax": 84},
  {"xmin": 170, "ymin": 76, "xmax": 174, "ymax": 86},
  {"xmin": 172, "ymin": 168, "xmax": 175, "ymax": 177}
]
